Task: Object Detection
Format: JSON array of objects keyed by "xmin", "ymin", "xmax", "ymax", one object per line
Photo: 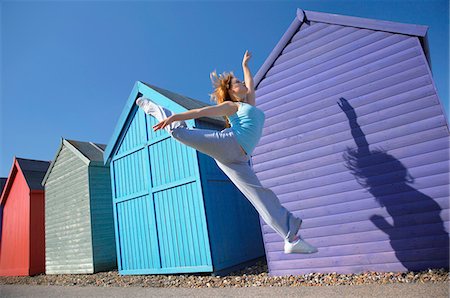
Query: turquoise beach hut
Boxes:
[{"xmin": 103, "ymin": 81, "xmax": 265, "ymax": 275}]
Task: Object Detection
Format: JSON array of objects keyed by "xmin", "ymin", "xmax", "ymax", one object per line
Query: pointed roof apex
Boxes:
[
  {"xmin": 103, "ymin": 81, "xmax": 226, "ymax": 165},
  {"xmin": 297, "ymin": 8, "xmax": 427, "ymax": 36},
  {"xmin": 41, "ymin": 138, "xmax": 108, "ymax": 186},
  {"xmin": 1, "ymin": 157, "xmax": 50, "ymax": 206},
  {"xmin": 255, "ymin": 8, "xmax": 429, "ymax": 88}
]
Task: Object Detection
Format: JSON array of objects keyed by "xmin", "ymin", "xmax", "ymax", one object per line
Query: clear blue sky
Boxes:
[{"xmin": 1, "ymin": 0, "xmax": 448, "ymax": 178}]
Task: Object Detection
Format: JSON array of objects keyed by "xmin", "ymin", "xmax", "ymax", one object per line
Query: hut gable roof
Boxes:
[
  {"xmin": 16, "ymin": 158, "xmax": 50, "ymax": 191},
  {"xmin": 65, "ymin": 139, "xmax": 105, "ymax": 162},
  {"xmin": 142, "ymin": 82, "xmax": 226, "ymax": 125},
  {"xmin": 0, "ymin": 157, "xmax": 50, "ymax": 206},
  {"xmin": 42, "ymin": 138, "xmax": 107, "ymax": 186},
  {"xmin": 254, "ymin": 8, "xmax": 430, "ymax": 88},
  {"xmin": 103, "ymin": 81, "xmax": 226, "ymax": 165},
  {"xmin": 143, "ymin": 82, "xmax": 218, "ymax": 112}
]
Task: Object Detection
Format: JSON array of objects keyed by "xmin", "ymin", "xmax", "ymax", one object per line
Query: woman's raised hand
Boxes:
[
  {"xmin": 153, "ymin": 116, "xmax": 175, "ymax": 132},
  {"xmin": 242, "ymin": 50, "xmax": 252, "ymax": 66}
]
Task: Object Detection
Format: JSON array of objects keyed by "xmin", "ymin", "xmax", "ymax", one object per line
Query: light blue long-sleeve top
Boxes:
[{"xmin": 228, "ymin": 102, "xmax": 266, "ymax": 155}]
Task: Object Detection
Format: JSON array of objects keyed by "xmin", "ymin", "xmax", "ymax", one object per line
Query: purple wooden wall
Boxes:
[{"xmin": 253, "ymin": 10, "xmax": 449, "ymax": 276}]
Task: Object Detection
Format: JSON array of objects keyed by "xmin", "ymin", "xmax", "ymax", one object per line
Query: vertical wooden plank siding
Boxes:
[
  {"xmin": 29, "ymin": 191, "xmax": 45, "ymax": 275},
  {"xmin": 89, "ymin": 165, "xmax": 117, "ymax": 272},
  {"xmin": 0, "ymin": 170, "xmax": 30, "ymax": 275}
]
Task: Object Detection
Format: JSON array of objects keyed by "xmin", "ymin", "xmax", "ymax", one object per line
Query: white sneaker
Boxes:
[
  {"xmin": 284, "ymin": 235, "xmax": 318, "ymax": 254},
  {"xmin": 135, "ymin": 96, "xmax": 158, "ymax": 114},
  {"xmin": 135, "ymin": 96, "xmax": 187, "ymax": 134}
]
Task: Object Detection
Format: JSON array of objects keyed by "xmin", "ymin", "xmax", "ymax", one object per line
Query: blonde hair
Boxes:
[{"xmin": 208, "ymin": 70, "xmax": 236, "ymax": 128}]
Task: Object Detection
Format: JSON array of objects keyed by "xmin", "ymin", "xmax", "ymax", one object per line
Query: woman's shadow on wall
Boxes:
[{"xmin": 337, "ymin": 97, "xmax": 449, "ymax": 271}]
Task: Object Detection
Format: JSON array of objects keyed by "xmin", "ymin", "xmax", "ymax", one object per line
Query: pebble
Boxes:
[{"xmin": 0, "ymin": 260, "xmax": 447, "ymax": 288}]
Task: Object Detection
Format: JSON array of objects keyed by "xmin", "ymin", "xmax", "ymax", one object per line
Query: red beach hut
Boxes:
[{"xmin": 0, "ymin": 157, "xmax": 50, "ymax": 276}]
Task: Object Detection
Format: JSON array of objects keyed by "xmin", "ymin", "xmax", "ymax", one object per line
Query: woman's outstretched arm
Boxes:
[
  {"xmin": 242, "ymin": 50, "xmax": 256, "ymax": 106},
  {"xmin": 153, "ymin": 102, "xmax": 237, "ymax": 132},
  {"xmin": 170, "ymin": 101, "xmax": 237, "ymax": 122}
]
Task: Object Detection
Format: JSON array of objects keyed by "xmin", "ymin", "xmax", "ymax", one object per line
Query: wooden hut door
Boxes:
[
  {"xmin": 112, "ymin": 109, "xmax": 162, "ymax": 272},
  {"xmin": 147, "ymin": 115, "xmax": 212, "ymax": 271}
]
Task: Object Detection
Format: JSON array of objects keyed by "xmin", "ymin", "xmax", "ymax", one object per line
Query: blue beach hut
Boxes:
[
  {"xmin": 252, "ymin": 8, "xmax": 449, "ymax": 276},
  {"xmin": 103, "ymin": 81, "xmax": 265, "ymax": 275}
]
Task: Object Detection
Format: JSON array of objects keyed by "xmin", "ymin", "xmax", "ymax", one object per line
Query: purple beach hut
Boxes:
[{"xmin": 252, "ymin": 8, "xmax": 449, "ymax": 276}]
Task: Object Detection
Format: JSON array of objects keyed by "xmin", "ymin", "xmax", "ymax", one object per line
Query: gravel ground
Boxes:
[{"xmin": 0, "ymin": 260, "xmax": 448, "ymax": 288}]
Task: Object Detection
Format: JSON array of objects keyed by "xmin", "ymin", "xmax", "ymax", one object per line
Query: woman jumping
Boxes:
[{"xmin": 135, "ymin": 50, "xmax": 318, "ymax": 254}]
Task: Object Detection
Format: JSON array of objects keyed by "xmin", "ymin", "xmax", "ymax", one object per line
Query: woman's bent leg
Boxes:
[
  {"xmin": 170, "ymin": 127, "xmax": 242, "ymax": 163},
  {"xmin": 214, "ymin": 159, "xmax": 303, "ymax": 243},
  {"xmin": 136, "ymin": 97, "xmax": 187, "ymax": 133},
  {"xmin": 136, "ymin": 96, "xmax": 241, "ymax": 163}
]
